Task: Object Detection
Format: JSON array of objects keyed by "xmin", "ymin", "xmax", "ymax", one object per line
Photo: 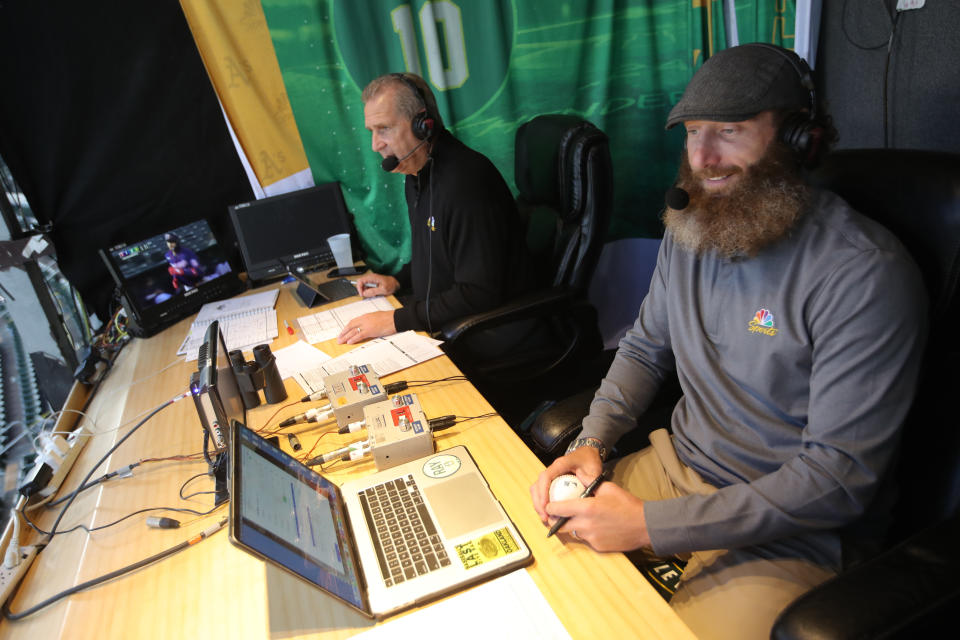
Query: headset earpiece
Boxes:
[
  {"xmin": 742, "ymin": 43, "xmax": 821, "ymax": 166},
  {"xmin": 392, "ymin": 73, "xmax": 435, "ymax": 141},
  {"xmin": 411, "ymin": 110, "xmax": 434, "ymax": 140},
  {"xmin": 779, "ymin": 111, "xmax": 824, "ymax": 167}
]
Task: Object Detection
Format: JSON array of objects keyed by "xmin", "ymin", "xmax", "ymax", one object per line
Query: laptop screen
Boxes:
[
  {"xmin": 230, "ymin": 424, "xmax": 366, "ymax": 611},
  {"xmin": 228, "ymin": 183, "xmax": 355, "ymax": 283}
]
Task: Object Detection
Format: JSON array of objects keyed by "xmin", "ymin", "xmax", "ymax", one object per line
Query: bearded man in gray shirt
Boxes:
[{"xmin": 531, "ymin": 44, "xmax": 927, "ymax": 640}]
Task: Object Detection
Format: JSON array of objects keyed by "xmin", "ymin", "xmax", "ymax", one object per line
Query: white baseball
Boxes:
[{"xmin": 549, "ymin": 474, "xmax": 585, "ymax": 502}]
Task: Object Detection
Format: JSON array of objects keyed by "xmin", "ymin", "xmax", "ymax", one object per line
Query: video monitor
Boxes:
[
  {"xmin": 99, "ymin": 219, "xmax": 244, "ymax": 337},
  {"xmin": 228, "ymin": 183, "xmax": 357, "ymax": 284}
]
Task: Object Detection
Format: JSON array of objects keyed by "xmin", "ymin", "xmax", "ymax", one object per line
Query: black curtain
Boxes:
[{"xmin": 0, "ymin": 2, "xmax": 252, "ymax": 321}]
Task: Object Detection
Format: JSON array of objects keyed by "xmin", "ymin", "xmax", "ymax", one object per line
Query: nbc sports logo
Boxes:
[{"xmin": 748, "ymin": 309, "xmax": 778, "ymax": 337}]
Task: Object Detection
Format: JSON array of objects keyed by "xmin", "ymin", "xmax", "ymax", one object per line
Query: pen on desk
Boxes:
[
  {"xmin": 284, "ymin": 319, "xmax": 294, "ymax": 335},
  {"xmin": 546, "ymin": 471, "xmax": 605, "ymax": 538}
]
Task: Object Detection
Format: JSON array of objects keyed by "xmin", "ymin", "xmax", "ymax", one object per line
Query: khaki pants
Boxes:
[{"xmin": 608, "ymin": 429, "xmax": 836, "ymax": 640}]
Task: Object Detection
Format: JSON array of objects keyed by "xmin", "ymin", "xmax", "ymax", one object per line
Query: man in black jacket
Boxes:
[{"xmin": 337, "ymin": 72, "xmax": 531, "ymax": 344}]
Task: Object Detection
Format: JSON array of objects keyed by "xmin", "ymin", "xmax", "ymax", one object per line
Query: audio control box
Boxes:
[
  {"xmin": 364, "ymin": 393, "xmax": 434, "ymax": 470},
  {"xmin": 324, "ymin": 365, "xmax": 386, "ymax": 427}
]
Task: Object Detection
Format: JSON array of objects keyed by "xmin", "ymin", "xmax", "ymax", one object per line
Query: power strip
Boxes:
[
  {"xmin": 0, "ymin": 545, "xmax": 38, "ymax": 606},
  {"xmin": 18, "ymin": 426, "xmax": 90, "ymax": 500},
  {"xmin": 39, "ymin": 425, "xmax": 90, "ymax": 498}
]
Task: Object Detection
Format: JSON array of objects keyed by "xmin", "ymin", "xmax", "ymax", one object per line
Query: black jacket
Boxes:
[{"xmin": 393, "ymin": 129, "xmax": 533, "ymax": 332}]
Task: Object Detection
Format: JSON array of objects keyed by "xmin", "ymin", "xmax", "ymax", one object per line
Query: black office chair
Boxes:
[
  {"xmin": 771, "ymin": 149, "xmax": 960, "ymax": 639},
  {"xmin": 439, "ymin": 114, "xmax": 613, "ymax": 427}
]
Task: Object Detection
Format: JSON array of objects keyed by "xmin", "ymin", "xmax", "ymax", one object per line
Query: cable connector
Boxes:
[
  {"xmin": 287, "ymin": 434, "xmax": 302, "ymax": 451},
  {"xmin": 146, "ymin": 517, "xmax": 180, "ymax": 529},
  {"xmin": 340, "ymin": 441, "xmax": 372, "ymax": 462},
  {"xmin": 18, "ymin": 464, "xmax": 54, "ymax": 499},
  {"xmin": 338, "ymin": 419, "xmax": 365, "ymax": 435},
  {"xmin": 428, "ymin": 415, "xmax": 457, "ymax": 432},
  {"xmin": 306, "ymin": 438, "xmax": 370, "ymax": 466},
  {"xmin": 278, "ymin": 406, "xmax": 333, "ymax": 428},
  {"xmin": 300, "ymin": 388, "xmax": 328, "ymax": 403},
  {"xmin": 4, "ymin": 508, "xmax": 22, "ymax": 569},
  {"xmin": 189, "ymin": 517, "xmax": 228, "ymax": 545},
  {"xmin": 109, "ymin": 464, "xmax": 136, "ymax": 479},
  {"xmin": 384, "ymin": 381, "xmax": 409, "ymax": 394}
]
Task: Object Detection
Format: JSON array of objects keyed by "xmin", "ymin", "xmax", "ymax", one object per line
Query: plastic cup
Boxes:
[{"xmin": 327, "ymin": 233, "xmax": 353, "ymax": 270}]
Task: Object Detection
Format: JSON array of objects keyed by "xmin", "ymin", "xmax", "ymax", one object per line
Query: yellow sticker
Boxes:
[
  {"xmin": 455, "ymin": 527, "xmax": 520, "ymax": 570},
  {"xmin": 337, "ymin": 396, "xmax": 347, "ymax": 406}
]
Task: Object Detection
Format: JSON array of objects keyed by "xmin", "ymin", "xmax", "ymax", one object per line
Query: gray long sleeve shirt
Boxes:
[{"xmin": 581, "ymin": 189, "xmax": 927, "ymax": 567}]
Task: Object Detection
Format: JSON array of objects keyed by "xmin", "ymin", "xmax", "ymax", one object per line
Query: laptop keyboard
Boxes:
[{"xmin": 358, "ymin": 475, "xmax": 451, "ymax": 587}]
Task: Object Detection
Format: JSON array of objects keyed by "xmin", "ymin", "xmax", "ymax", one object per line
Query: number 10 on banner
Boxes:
[{"xmin": 391, "ymin": 1, "xmax": 469, "ymax": 90}]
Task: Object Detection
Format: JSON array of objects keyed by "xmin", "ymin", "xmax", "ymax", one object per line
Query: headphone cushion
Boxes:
[
  {"xmin": 411, "ymin": 112, "xmax": 434, "ymax": 140},
  {"xmin": 780, "ymin": 112, "xmax": 823, "ymax": 165}
]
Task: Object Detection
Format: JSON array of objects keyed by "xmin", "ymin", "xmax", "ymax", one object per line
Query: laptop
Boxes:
[{"xmin": 228, "ymin": 422, "xmax": 532, "ymax": 619}]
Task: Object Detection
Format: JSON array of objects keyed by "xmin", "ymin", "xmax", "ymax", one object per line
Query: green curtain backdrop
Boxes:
[
  {"xmin": 735, "ymin": 0, "xmax": 798, "ymax": 49},
  {"xmin": 261, "ymin": 1, "xmax": 793, "ymax": 274}
]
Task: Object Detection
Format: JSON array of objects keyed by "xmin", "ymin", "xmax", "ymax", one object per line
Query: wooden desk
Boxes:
[{"xmin": 0, "ymin": 281, "xmax": 694, "ymax": 640}]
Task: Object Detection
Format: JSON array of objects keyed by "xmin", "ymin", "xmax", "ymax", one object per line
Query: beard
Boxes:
[{"xmin": 663, "ymin": 143, "xmax": 810, "ymax": 258}]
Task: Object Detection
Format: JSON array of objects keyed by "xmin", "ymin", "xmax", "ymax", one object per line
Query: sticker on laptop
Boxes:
[
  {"xmin": 455, "ymin": 528, "xmax": 521, "ymax": 569},
  {"xmin": 422, "ymin": 453, "xmax": 461, "ymax": 479}
]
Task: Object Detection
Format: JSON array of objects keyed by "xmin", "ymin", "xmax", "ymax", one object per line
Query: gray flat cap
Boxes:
[{"xmin": 666, "ymin": 44, "xmax": 812, "ymax": 129}]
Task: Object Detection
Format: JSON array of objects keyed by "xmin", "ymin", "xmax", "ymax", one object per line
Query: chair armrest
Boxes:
[
  {"xmin": 772, "ymin": 513, "xmax": 960, "ymax": 639},
  {"xmin": 439, "ymin": 287, "xmax": 578, "ymax": 342},
  {"xmin": 523, "ymin": 387, "xmax": 598, "ymax": 459}
]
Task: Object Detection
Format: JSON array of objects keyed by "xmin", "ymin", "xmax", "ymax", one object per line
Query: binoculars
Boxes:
[{"xmin": 229, "ymin": 344, "xmax": 287, "ymax": 409}]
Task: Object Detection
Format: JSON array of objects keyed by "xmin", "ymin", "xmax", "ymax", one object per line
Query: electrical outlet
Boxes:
[{"xmin": 0, "ymin": 545, "xmax": 38, "ymax": 606}]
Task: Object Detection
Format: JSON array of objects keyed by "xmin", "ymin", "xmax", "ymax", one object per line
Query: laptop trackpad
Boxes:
[{"xmin": 423, "ymin": 473, "xmax": 502, "ymax": 540}]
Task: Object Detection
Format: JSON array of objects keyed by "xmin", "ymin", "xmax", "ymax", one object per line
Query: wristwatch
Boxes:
[{"xmin": 565, "ymin": 436, "xmax": 607, "ymax": 462}]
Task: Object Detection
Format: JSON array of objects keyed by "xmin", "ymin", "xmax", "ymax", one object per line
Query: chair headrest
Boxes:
[{"xmin": 515, "ymin": 114, "xmax": 609, "ymax": 222}]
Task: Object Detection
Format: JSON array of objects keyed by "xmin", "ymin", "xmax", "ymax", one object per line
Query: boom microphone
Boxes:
[
  {"xmin": 665, "ymin": 186, "xmax": 690, "ymax": 211},
  {"xmin": 381, "ymin": 138, "xmax": 428, "ymax": 172}
]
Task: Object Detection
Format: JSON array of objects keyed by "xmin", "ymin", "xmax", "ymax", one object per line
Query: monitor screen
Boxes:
[
  {"xmin": 229, "ymin": 183, "xmax": 356, "ymax": 283},
  {"xmin": 99, "ymin": 219, "xmax": 244, "ymax": 337}
]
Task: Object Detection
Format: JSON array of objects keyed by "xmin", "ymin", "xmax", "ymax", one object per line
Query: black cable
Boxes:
[
  {"xmin": 44, "ymin": 393, "xmax": 183, "ymax": 540},
  {"xmin": 45, "ymin": 450, "xmax": 203, "ymax": 508},
  {"xmin": 3, "ymin": 517, "xmax": 227, "ymax": 621},
  {"xmin": 455, "ymin": 412, "xmax": 498, "ymax": 421},
  {"xmin": 22, "ymin": 501, "xmax": 223, "ymax": 537},
  {"xmin": 428, "ymin": 412, "xmax": 499, "ymax": 432},
  {"xmin": 839, "ymin": 0, "xmax": 902, "ymax": 148},
  {"xmin": 881, "ymin": 9, "xmax": 902, "ymax": 148},
  {"xmin": 840, "ymin": 0, "xmax": 893, "ymax": 50},
  {"xmin": 44, "ymin": 462, "xmax": 141, "ymax": 507},
  {"xmin": 403, "ymin": 375, "xmax": 468, "ymax": 386},
  {"xmin": 383, "ymin": 375, "xmax": 468, "ymax": 394},
  {"xmin": 423, "ymin": 154, "xmax": 436, "ymax": 335},
  {"xmin": 179, "ymin": 471, "xmax": 216, "ymax": 500}
]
